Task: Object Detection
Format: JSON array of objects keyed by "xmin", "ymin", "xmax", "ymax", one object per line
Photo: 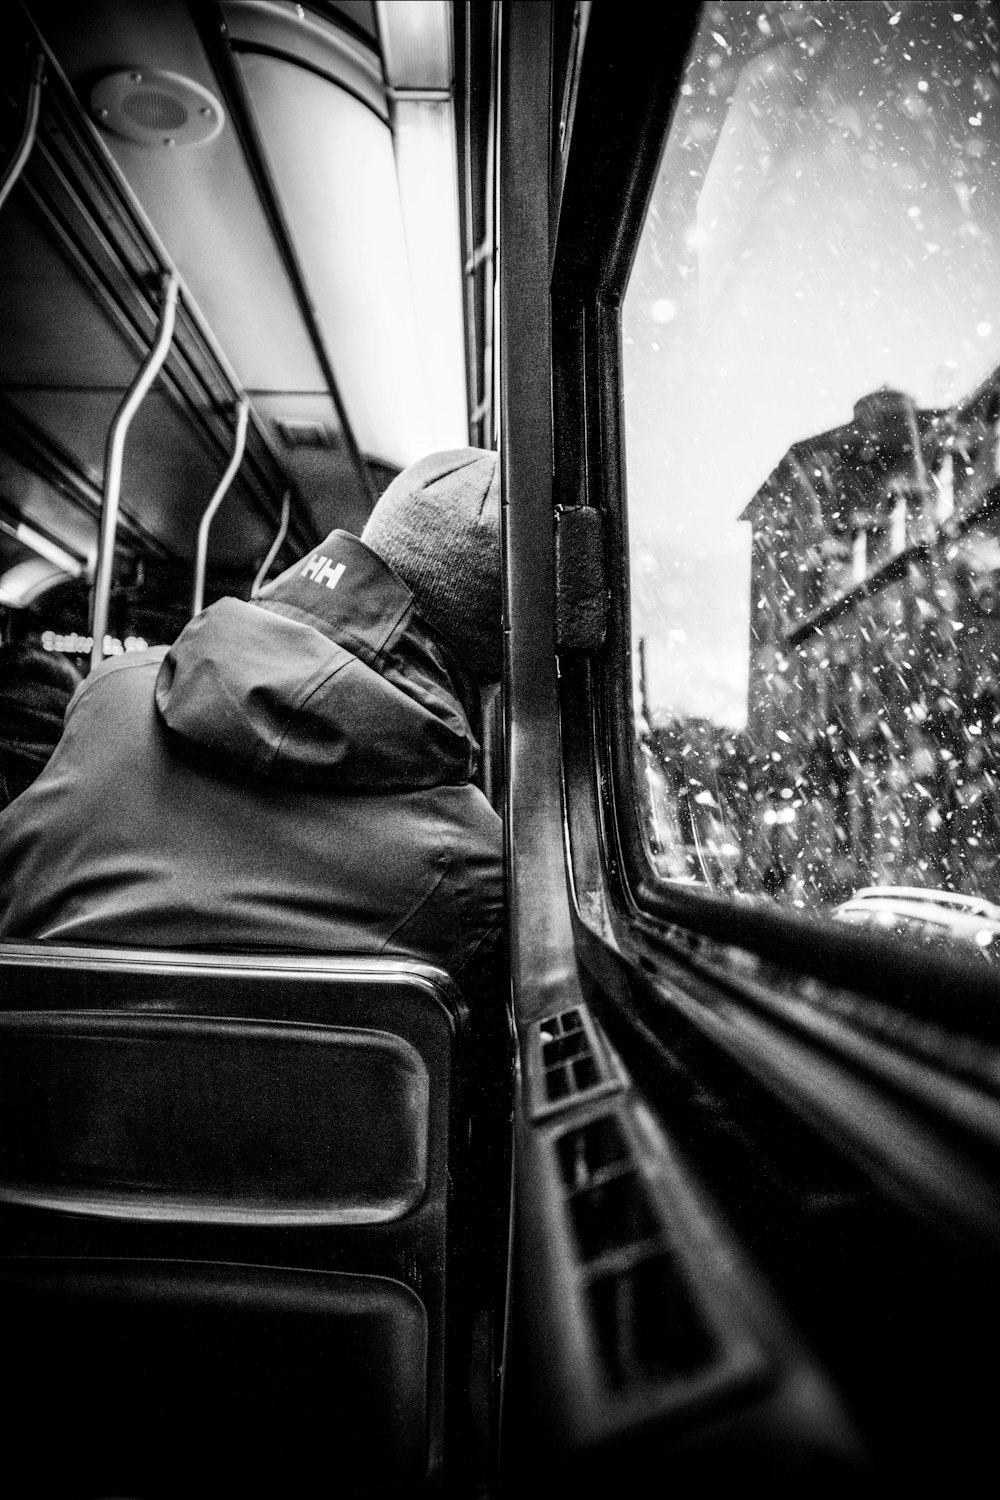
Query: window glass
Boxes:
[{"xmin": 622, "ymin": 0, "xmax": 1000, "ymax": 960}]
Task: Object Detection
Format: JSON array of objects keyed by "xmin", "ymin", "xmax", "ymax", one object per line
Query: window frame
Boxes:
[{"xmin": 552, "ymin": 1, "xmax": 1000, "ymax": 1027}]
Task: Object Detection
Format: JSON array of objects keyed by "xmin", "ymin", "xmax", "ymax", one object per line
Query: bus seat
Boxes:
[{"xmin": 0, "ymin": 942, "xmax": 506, "ymax": 1498}]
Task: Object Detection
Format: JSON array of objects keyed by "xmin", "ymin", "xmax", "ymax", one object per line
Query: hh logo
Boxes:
[{"xmin": 301, "ymin": 554, "xmax": 346, "ymax": 591}]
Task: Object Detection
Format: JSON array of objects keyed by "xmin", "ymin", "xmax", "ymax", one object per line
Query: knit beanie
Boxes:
[
  {"xmin": 361, "ymin": 447, "xmax": 500, "ymax": 683},
  {"xmin": 0, "ymin": 642, "xmax": 81, "ymax": 803}
]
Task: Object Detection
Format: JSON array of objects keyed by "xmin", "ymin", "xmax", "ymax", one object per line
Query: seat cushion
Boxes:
[{"xmin": 0, "ymin": 1010, "xmax": 429, "ymax": 1223}]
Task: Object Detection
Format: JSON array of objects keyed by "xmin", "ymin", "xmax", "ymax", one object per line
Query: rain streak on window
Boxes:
[{"xmin": 623, "ymin": 0, "xmax": 1000, "ymax": 961}]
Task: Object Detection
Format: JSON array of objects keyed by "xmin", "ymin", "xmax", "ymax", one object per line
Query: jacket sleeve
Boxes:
[{"xmin": 381, "ymin": 788, "xmax": 504, "ymax": 988}]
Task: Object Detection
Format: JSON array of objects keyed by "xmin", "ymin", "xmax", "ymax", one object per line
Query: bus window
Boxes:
[{"xmin": 622, "ymin": 0, "xmax": 1000, "ymax": 959}]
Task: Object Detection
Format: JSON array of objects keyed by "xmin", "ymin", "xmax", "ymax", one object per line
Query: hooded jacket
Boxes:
[{"xmin": 0, "ymin": 532, "xmax": 503, "ymax": 977}]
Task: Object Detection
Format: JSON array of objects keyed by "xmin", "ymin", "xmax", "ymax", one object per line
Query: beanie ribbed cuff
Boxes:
[{"xmin": 361, "ymin": 448, "xmax": 500, "ymax": 682}]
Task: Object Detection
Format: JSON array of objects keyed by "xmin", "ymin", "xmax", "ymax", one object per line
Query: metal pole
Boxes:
[
  {"xmin": 192, "ymin": 396, "xmax": 250, "ymax": 616},
  {"xmin": 251, "ymin": 489, "xmax": 291, "ymax": 598},
  {"xmin": 90, "ymin": 271, "xmax": 179, "ymax": 672},
  {"xmin": 0, "ymin": 50, "xmax": 44, "ymax": 215}
]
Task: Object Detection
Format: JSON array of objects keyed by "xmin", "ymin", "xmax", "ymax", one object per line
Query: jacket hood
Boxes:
[{"xmin": 154, "ymin": 530, "xmax": 479, "ymax": 790}]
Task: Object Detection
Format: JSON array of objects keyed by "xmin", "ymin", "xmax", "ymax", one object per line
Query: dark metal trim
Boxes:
[
  {"xmin": 0, "ymin": 936, "xmax": 462, "ymax": 994},
  {"xmin": 190, "ymin": 0, "xmax": 379, "ymax": 512},
  {"xmin": 501, "ymin": 1, "xmax": 580, "ymax": 1031},
  {"xmin": 551, "ymin": 4, "xmax": 700, "ymax": 295},
  {"xmin": 546, "ymin": 1, "xmax": 705, "ymax": 952},
  {"xmin": 300, "ymin": 0, "xmax": 384, "ymax": 62},
  {"xmin": 580, "ymin": 916, "xmax": 1000, "ymax": 1260},
  {"xmin": 230, "ymin": 39, "xmax": 390, "ymax": 125},
  {"xmin": 454, "ymin": 2, "xmax": 497, "ymax": 448}
]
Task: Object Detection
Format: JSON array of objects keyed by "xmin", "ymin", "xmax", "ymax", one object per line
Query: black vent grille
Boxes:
[
  {"xmin": 530, "ymin": 1007, "xmax": 621, "ymax": 1117},
  {"xmin": 541, "ymin": 1009, "xmax": 596, "ymax": 1099},
  {"xmin": 555, "ymin": 1113, "xmax": 714, "ymax": 1391}
]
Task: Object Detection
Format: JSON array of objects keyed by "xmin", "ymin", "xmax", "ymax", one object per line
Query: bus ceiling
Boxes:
[{"xmin": 0, "ymin": 1, "xmax": 467, "ymax": 644}]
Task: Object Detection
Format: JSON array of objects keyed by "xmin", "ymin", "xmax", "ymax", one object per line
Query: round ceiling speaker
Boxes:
[{"xmin": 89, "ymin": 69, "xmax": 224, "ymax": 148}]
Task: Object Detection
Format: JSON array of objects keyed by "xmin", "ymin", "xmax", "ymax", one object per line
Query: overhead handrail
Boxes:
[
  {"xmin": 90, "ymin": 271, "xmax": 180, "ymax": 673},
  {"xmin": 0, "ymin": 49, "xmax": 44, "ymax": 215},
  {"xmin": 12, "ymin": 11, "xmax": 310, "ymax": 555},
  {"xmin": 191, "ymin": 397, "xmax": 250, "ymax": 617},
  {"xmin": 251, "ymin": 489, "xmax": 291, "ymax": 598}
]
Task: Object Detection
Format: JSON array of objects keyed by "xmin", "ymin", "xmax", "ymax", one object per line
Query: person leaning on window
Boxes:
[{"xmin": 0, "ymin": 449, "xmax": 502, "ymax": 984}]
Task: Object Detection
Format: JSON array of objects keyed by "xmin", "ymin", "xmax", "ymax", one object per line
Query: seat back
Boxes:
[{"xmin": 0, "ymin": 942, "xmax": 473, "ymax": 1497}]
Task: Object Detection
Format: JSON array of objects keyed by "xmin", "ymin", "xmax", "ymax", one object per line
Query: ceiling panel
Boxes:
[
  {"xmin": 238, "ymin": 49, "xmax": 465, "ymax": 467},
  {"xmin": 30, "ymin": 0, "xmax": 327, "ymax": 394},
  {"xmin": 0, "ymin": 203, "xmax": 138, "ymax": 388},
  {"xmin": 253, "ymin": 390, "xmax": 377, "ymax": 539}
]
